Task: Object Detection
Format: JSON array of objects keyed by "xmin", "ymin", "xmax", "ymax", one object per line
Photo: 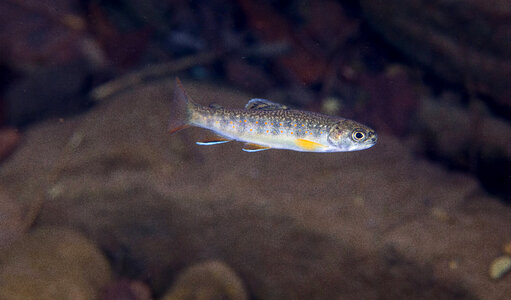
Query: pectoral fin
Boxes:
[
  {"xmin": 196, "ymin": 135, "xmax": 232, "ymax": 145},
  {"xmin": 295, "ymin": 138, "xmax": 326, "ymax": 151},
  {"xmin": 242, "ymin": 143, "xmax": 271, "ymax": 152}
]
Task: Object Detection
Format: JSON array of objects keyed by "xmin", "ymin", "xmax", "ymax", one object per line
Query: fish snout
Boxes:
[{"xmin": 367, "ymin": 131, "xmax": 377, "ymax": 144}]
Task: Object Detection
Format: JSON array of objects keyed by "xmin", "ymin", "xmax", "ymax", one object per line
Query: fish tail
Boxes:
[{"xmin": 168, "ymin": 77, "xmax": 195, "ymax": 134}]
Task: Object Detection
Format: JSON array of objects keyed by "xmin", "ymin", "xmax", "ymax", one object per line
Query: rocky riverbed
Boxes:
[{"xmin": 0, "ymin": 79, "xmax": 510, "ymax": 299}]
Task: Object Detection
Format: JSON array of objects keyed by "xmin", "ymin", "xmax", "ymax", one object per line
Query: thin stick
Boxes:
[
  {"xmin": 90, "ymin": 41, "xmax": 290, "ymax": 101},
  {"xmin": 90, "ymin": 50, "xmax": 224, "ymax": 101}
]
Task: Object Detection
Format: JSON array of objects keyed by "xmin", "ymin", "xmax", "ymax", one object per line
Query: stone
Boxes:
[
  {"xmin": 489, "ymin": 256, "xmax": 511, "ymax": 280},
  {"xmin": 0, "ymin": 128, "xmax": 21, "ymax": 162},
  {"xmin": 0, "ymin": 187, "xmax": 24, "ymax": 251},
  {"xmin": 0, "ymin": 79, "xmax": 509, "ymax": 299},
  {"xmin": 360, "ymin": 0, "xmax": 511, "ymax": 108},
  {"xmin": 0, "ymin": 226, "xmax": 112, "ymax": 300},
  {"xmin": 160, "ymin": 261, "xmax": 247, "ymax": 300},
  {"xmin": 101, "ymin": 279, "xmax": 153, "ymax": 300}
]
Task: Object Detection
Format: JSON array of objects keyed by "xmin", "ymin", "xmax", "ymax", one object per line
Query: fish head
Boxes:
[{"xmin": 327, "ymin": 120, "xmax": 377, "ymax": 151}]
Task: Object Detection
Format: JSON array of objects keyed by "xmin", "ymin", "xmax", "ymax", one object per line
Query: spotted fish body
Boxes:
[{"xmin": 168, "ymin": 78, "xmax": 377, "ymax": 152}]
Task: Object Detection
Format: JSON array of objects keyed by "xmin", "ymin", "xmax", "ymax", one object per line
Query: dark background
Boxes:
[{"xmin": 1, "ymin": 0, "xmax": 510, "ymax": 202}]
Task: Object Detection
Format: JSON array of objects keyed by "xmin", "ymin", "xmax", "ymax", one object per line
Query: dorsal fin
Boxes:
[
  {"xmin": 208, "ymin": 103, "xmax": 223, "ymax": 109},
  {"xmin": 245, "ymin": 99, "xmax": 288, "ymax": 111}
]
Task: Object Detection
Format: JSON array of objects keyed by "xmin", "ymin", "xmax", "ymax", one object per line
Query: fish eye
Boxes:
[{"xmin": 352, "ymin": 130, "xmax": 365, "ymax": 141}]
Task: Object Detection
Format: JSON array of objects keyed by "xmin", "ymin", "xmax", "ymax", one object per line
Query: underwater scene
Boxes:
[{"xmin": 0, "ymin": 0, "xmax": 510, "ymax": 299}]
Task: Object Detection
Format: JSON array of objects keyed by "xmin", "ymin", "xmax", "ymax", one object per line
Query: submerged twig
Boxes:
[
  {"xmin": 90, "ymin": 41, "xmax": 290, "ymax": 101},
  {"xmin": 90, "ymin": 50, "xmax": 225, "ymax": 101},
  {"xmin": 5, "ymin": 0, "xmax": 86, "ymax": 32}
]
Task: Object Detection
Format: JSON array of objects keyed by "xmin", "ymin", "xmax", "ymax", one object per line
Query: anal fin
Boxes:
[{"xmin": 242, "ymin": 143, "xmax": 271, "ymax": 152}]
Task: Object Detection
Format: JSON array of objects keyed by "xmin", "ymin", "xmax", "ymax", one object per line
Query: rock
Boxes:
[
  {"xmin": 360, "ymin": 0, "xmax": 511, "ymax": 108},
  {"xmin": 415, "ymin": 97, "xmax": 511, "ymax": 200},
  {"xmin": 0, "ymin": 226, "xmax": 112, "ymax": 300},
  {"xmin": 238, "ymin": 0, "xmax": 328, "ymax": 84},
  {"xmin": 0, "ymin": 128, "xmax": 21, "ymax": 162},
  {"xmin": 0, "ymin": 187, "xmax": 24, "ymax": 251},
  {"xmin": 504, "ymin": 242, "xmax": 511, "ymax": 255},
  {"xmin": 4, "ymin": 62, "xmax": 92, "ymax": 126},
  {"xmin": 0, "ymin": 79, "xmax": 510, "ymax": 299},
  {"xmin": 101, "ymin": 279, "xmax": 153, "ymax": 300},
  {"xmin": 225, "ymin": 58, "xmax": 274, "ymax": 93},
  {"xmin": 0, "ymin": 0, "xmax": 88, "ymax": 67},
  {"xmin": 320, "ymin": 97, "xmax": 342, "ymax": 116},
  {"xmin": 160, "ymin": 261, "xmax": 247, "ymax": 300},
  {"xmin": 489, "ymin": 256, "xmax": 511, "ymax": 280},
  {"xmin": 359, "ymin": 67, "xmax": 419, "ymax": 136}
]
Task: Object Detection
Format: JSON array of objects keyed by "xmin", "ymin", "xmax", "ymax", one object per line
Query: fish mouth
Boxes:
[{"xmin": 360, "ymin": 138, "xmax": 377, "ymax": 150}]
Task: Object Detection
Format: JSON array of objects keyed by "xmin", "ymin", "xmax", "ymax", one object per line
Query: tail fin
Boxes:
[{"xmin": 168, "ymin": 78, "xmax": 193, "ymax": 134}]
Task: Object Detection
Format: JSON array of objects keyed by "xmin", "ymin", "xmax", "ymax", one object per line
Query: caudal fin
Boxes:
[{"xmin": 168, "ymin": 78, "xmax": 193, "ymax": 134}]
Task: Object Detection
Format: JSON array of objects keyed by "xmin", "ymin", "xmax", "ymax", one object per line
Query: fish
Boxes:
[{"xmin": 168, "ymin": 78, "xmax": 377, "ymax": 152}]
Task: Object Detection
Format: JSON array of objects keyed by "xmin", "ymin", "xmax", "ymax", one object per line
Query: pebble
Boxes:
[
  {"xmin": 321, "ymin": 97, "xmax": 342, "ymax": 116},
  {"xmin": 431, "ymin": 207, "xmax": 450, "ymax": 222},
  {"xmin": 101, "ymin": 279, "xmax": 152, "ymax": 300},
  {"xmin": 448, "ymin": 260, "xmax": 459, "ymax": 270},
  {"xmin": 489, "ymin": 255, "xmax": 511, "ymax": 280},
  {"xmin": 503, "ymin": 242, "xmax": 511, "ymax": 255},
  {"xmin": 160, "ymin": 260, "xmax": 247, "ymax": 300},
  {"xmin": 0, "ymin": 226, "xmax": 112, "ymax": 299}
]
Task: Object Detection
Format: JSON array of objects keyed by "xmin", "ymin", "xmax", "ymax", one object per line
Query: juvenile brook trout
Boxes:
[{"xmin": 168, "ymin": 78, "xmax": 377, "ymax": 152}]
